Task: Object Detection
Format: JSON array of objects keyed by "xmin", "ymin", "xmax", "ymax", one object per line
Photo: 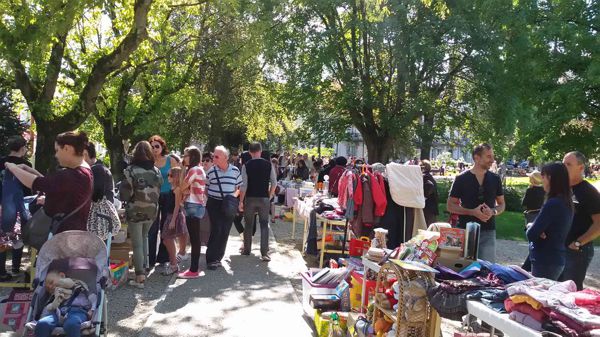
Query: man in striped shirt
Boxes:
[{"xmin": 205, "ymin": 146, "xmax": 242, "ymax": 270}]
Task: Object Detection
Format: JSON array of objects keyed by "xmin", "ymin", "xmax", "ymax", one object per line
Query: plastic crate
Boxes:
[{"xmin": 300, "ymin": 271, "xmax": 338, "ymax": 316}]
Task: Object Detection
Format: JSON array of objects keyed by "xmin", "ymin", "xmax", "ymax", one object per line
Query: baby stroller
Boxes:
[{"xmin": 23, "ymin": 231, "xmax": 109, "ymax": 336}]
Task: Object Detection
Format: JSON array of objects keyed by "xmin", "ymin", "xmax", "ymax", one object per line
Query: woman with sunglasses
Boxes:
[
  {"xmin": 526, "ymin": 162, "xmax": 574, "ymax": 280},
  {"xmin": 148, "ymin": 135, "xmax": 186, "ymax": 270}
]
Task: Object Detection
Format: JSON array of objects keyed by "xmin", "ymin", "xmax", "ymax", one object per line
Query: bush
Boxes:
[{"xmin": 434, "ymin": 177, "xmax": 523, "ymax": 212}]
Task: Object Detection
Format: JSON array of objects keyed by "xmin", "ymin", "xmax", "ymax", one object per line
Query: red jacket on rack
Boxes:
[{"xmin": 370, "ymin": 171, "xmax": 387, "ymax": 216}]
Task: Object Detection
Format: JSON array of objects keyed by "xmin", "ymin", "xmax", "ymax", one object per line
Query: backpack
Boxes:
[
  {"xmin": 86, "ymin": 196, "xmax": 121, "ymax": 241},
  {"xmin": 119, "ymin": 165, "xmax": 161, "ymax": 222}
]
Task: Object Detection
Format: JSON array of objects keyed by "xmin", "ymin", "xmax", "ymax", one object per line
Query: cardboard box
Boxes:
[
  {"xmin": 110, "ymin": 239, "xmax": 132, "ymax": 264},
  {"xmin": 436, "ymin": 256, "xmax": 476, "ymax": 272},
  {"xmin": 438, "ymin": 246, "xmax": 463, "ymax": 259}
]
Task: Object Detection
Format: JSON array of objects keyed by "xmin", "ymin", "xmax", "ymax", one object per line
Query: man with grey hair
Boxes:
[
  {"xmin": 238, "ymin": 142, "xmax": 277, "ymax": 261},
  {"xmin": 205, "ymin": 145, "xmax": 242, "ymax": 270},
  {"xmin": 560, "ymin": 151, "xmax": 600, "ymax": 290}
]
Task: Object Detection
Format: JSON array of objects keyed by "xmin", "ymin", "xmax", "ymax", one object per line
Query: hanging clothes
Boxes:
[
  {"xmin": 385, "ymin": 163, "xmax": 425, "ymax": 208},
  {"xmin": 369, "ymin": 171, "xmax": 387, "ymax": 217},
  {"xmin": 379, "ymin": 178, "xmax": 416, "ymax": 248}
]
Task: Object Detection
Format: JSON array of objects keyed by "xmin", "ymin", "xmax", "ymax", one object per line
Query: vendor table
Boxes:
[{"xmin": 466, "ymin": 300, "xmax": 542, "ymax": 337}]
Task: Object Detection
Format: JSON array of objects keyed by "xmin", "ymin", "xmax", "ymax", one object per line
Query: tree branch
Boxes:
[
  {"xmin": 40, "ymin": 33, "xmax": 68, "ymax": 105},
  {"xmin": 63, "ymin": 0, "xmax": 153, "ymax": 126}
]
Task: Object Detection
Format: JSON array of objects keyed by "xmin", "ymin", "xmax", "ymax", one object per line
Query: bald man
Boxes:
[{"xmin": 560, "ymin": 151, "xmax": 600, "ymax": 290}]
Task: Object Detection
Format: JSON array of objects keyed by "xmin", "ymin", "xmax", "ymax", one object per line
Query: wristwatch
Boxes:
[{"xmin": 574, "ymin": 241, "xmax": 582, "ymax": 248}]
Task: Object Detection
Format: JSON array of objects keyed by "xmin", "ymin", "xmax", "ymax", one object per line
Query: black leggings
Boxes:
[{"xmin": 186, "ymin": 215, "xmax": 202, "ymax": 272}]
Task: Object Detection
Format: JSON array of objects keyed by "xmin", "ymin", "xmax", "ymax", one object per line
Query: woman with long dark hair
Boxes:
[
  {"xmin": 526, "ymin": 162, "xmax": 574, "ymax": 280},
  {"xmin": 119, "ymin": 141, "xmax": 162, "ymax": 287},
  {"xmin": 178, "ymin": 146, "xmax": 207, "ymax": 278}
]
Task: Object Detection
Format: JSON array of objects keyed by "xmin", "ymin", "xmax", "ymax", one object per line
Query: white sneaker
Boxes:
[{"xmin": 176, "ymin": 253, "xmax": 189, "ymax": 263}]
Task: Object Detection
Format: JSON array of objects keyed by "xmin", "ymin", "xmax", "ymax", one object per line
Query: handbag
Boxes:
[
  {"xmin": 23, "ymin": 197, "xmax": 89, "ymax": 250},
  {"xmin": 87, "ymin": 197, "xmax": 121, "ymax": 241},
  {"xmin": 213, "ymin": 168, "xmax": 239, "ymax": 218}
]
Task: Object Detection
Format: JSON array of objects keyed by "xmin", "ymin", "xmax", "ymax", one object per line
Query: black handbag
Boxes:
[
  {"xmin": 213, "ymin": 168, "xmax": 239, "ymax": 218},
  {"xmin": 23, "ymin": 197, "xmax": 89, "ymax": 250}
]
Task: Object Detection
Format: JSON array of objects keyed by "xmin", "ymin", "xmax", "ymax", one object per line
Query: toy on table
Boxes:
[
  {"xmin": 371, "ymin": 228, "xmax": 388, "ymax": 249},
  {"xmin": 374, "ymin": 315, "xmax": 393, "ymax": 337}
]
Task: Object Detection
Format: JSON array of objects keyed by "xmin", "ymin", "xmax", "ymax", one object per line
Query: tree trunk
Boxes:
[
  {"xmin": 419, "ymin": 113, "xmax": 435, "ymax": 160},
  {"xmin": 362, "ymin": 132, "xmax": 392, "ymax": 163},
  {"xmin": 106, "ymin": 133, "xmax": 126, "ymax": 182},
  {"xmin": 34, "ymin": 126, "xmax": 59, "ymax": 174}
]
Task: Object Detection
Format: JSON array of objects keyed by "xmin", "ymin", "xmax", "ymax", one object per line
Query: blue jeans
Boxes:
[
  {"xmin": 478, "ymin": 230, "xmax": 496, "ymax": 263},
  {"xmin": 532, "ymin": 262, "xmax": 564, "ymax": 281},
  {"xmin": 560, "ymin": 243, "xmax": 595, "ymax": 290},
  {"xmin": 184, "ymin": 202, "xmax": 206, "ymax": 219},
  {"xmin": 35, "ymin": 307, "xmax": 88, "ymax": 337},
  {"xmin": 0, "ymin": 170, "xmax": 28, "ymax": 275}
]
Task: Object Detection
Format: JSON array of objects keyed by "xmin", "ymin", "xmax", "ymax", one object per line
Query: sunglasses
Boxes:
[
  {"xmin": 202, "ymin": 159, "xmax": 212, "ymax": 163},
  {"xmin": 152, "ymin": 144, "xmax": 161, "ymax": 149},
  {"xmin": 477, "ymin": 185, "xmax": 485, "ymax": 202}
]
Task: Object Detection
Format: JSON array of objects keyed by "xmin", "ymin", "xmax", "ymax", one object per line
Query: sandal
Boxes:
[{"xmin": 162, "ymin": 264, "xmax": 179, "ymax": 276}]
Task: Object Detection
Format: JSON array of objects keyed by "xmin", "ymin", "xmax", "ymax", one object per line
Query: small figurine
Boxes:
[{"xmin": 371, "ymin": 228, "xmax": 388, "ymax": 249}]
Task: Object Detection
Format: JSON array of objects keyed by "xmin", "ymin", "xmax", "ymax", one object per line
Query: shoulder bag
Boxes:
[
  {"xmin": 214, "ymin": 168, "xmax": 239, "ymax": 218},
  {"xmin": 23, "ymin": 197, "xmax": 90, "ymax": 250}
]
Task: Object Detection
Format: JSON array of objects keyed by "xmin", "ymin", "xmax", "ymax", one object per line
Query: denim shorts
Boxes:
[{"xmin": 184, "ymin": 202, "xmax": 206, "ymax": 219}]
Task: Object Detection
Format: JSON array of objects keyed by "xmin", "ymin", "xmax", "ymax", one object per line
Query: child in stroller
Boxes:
[
  {"xmin": 29, "ymin": 269, "xmax": 97, "ymax": 337},
  {"xmin": 25, "ymin": 231, "xmax": 109, "ymax": 337}
]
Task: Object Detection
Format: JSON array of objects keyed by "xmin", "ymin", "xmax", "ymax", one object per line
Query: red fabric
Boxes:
[
  {"xmin": 369, "ymin": 171, "xmax": 387, "ymax": 217},
  {"xmin": 574, "ymin": 289, "xmax": 600, "ymax": 315},
  {"xmin": 32, "ymin": 166, "xmax": 93, "ymax": 233},
  {"xmin": 328, "ymin": 165, "xmax": 345, "ymax": 196},
  {"xmin": 337, "ymin": 171, "xmax": 354, "ymax": 209},
  {"xmin": 354, "ymin": 173, "xmax": 363, "ymax": 208}
]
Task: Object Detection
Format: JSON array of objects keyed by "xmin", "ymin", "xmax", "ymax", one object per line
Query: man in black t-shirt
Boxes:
[
  {"xmin": 84, "ymin": 142, "xmax": 114, "ymax": 203},
  {"xmin": 447, "ymin": 143, "xmax": 505, "ymax": 262},
  {"xmin": 560, "ymin": 151, "xmax": 600, "ymax": 290}
]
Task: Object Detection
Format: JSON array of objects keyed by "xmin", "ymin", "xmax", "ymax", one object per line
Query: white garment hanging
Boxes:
[{"xmin": 385, "ymin": 163, "xmax": 425, "ymax": 209}]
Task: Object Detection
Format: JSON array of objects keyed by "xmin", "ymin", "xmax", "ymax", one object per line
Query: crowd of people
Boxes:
[{"xmin": 0, "ymin": 131, "xmax": 599, "ymax": 336}]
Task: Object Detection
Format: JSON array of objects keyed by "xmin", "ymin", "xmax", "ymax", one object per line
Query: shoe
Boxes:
[
  {"xmin": 207, "ymin": 262, "xmax": 219, "ymax": 270},
  {"xmin": 128, "ymin": 279, "xmax": 145, "ymax": 289},
  {"xmin": 162, "ymin": 264, "xmax": 179, "ymax": 276},
  {"xmin": 178, "ymin": 270, "xmax": 201, "ymax": 279},
  {"xmin": 176, "ymin": 253, "xmax": 189, "ymax": 263},
  {"xmin": 240, "ymin": 251, "xmax": 250, "ymax": 256},
  {"xmin": 261, "ymin": 255, "xmax": 271, "ymax": 262}
]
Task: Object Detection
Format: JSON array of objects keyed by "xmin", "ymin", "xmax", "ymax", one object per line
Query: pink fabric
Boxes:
[
  {"xmin": 575, "ymin": 289, "xmax": 600, "ymax": 315},
  {"xmin": 505, "ymin": 298, "xmax": 547, "ymax": 322},
  {"xmin": 337, "ymin": 170, "xmax": 354, "ymax": 209}
]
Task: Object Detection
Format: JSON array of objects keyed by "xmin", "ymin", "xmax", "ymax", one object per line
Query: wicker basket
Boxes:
[{"xmin": 373, "ymin": 261, "xmax": 435, "ymax": 337}]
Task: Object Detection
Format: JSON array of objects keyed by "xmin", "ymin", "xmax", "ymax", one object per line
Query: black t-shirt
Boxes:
[
  {"xmin": 522, "ymin": 186, "xmax": 545, "ymax": 211},
  {"xmin": 449, "ymin": 170, "xmax": 504, "ymax": 230},
  {"xmin": 566, "ymin": 180, "xmax": 600, "ymax": 244},
  {"xmin": 0, "ymin": 155, "xmax": 33, "ymax": 196}
]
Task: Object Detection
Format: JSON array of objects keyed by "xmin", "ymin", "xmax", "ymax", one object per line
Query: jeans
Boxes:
[
  {"xmin": 233, "ymin": 213, "xmax": 256, "ymax": 236},
  {"xmin": 532, "ymin": 263, "xmax": 564, "ymax": 280},
  {"xmin": 478, "ymin": 230, "xmax": 496, "ymax": 263},
  {"xmin": 0, "ymin": 170, "xmax": 28, "ymax": 275},
  {"xmin": 560, "ymin": 243, "xmax": 595, "ymax": 290},
  {"xmin": 184, "ymin": 202, "xmax": 205, "ymax": 272},
  {"xmin": 205, "ymin": 197, "xmax": 234, "ymax": 264},
  {"xmin": 128, "ymin": 220, "xmax": 153, "ymax": 275},
  {"xmin": 242, "ymin": 198, "xmax": 271, "ymax": 256},
  {"xmin": 148, "ymin": 192, "xmax": 170, "ymax": 267},
  {"xmin": 35, "ymin": 307, "xmax": 88, "ymax": 337}
]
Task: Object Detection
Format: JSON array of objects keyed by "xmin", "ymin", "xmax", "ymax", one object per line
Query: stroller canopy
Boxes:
[{"xmin": 36, "ymin": 231, "xmax": 109, "ymax": 283}]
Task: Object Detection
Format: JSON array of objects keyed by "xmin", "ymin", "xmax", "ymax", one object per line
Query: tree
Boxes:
[
  {"xmin": 266, "ymin": 0, "xmax": 490, "ymax": 162},
  {"xmin": 0, "ymin": 0, "xmax": 153, "ymax": 172},
  {"xmin": 0, "ymin": 78, "xmax": 28, "ymax": 157}
]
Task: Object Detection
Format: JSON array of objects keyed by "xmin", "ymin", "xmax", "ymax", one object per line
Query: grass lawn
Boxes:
[{"xmin": 437, "ymin": 203, "xmax": 600, "ymax": 245}]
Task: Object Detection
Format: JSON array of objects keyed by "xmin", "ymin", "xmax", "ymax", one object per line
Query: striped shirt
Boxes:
[
  {"xmin": 206, "ymin": 164, "xmax": 242, "ymax": 200},
  {"xmin": 185, "ymin": 166, "xmax": 207, "ymax": 205}
]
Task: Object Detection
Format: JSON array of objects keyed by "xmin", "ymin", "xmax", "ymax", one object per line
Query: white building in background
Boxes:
[
  {"xmin": 334, "ymin": 126, "xmax": 368, "ymax": 159},
  {"xmin": 428, "ymin": 131, "xmax": 472, "ymax": 163}
]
